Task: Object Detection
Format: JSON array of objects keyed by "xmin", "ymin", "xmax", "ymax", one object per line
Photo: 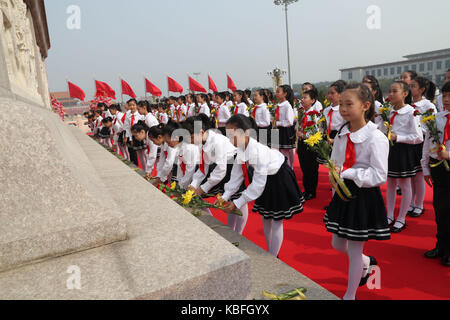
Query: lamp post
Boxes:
[
  {"xmin": 274, "ymin": 0, "xmax": 298, "ymax": 87},
  {"xmin": 267, "ymin": 68, "xmax": 287, "ymax": 93}
]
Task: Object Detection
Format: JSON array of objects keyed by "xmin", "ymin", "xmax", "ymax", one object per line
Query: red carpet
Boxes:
[
  {"xmin": 209, "ymin": 157, "xmax": 450, "ymax": 300},
  {"xmin": 127, "ymin": 141, "xmax": 449, "ymax": 300}
]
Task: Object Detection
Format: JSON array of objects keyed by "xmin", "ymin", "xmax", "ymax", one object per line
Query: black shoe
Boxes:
[
  {"xmin": 304, "ymin": 193, "xmax": 316, "ymax": 201},
  {"xmin": 407, "ymin": 207, "xmax": 415, "ymax": 216},
  {"xmin": 387, "ymin": 218, "xmax": 394, "ymax": 227},
  {"xmin": 396, "ymin": 187, "xmax": 402, "ymax": 195},
  {"xmin": 391, "ymin": 221, "xmax": 406, "ymax": 233},
  {"xmin": 442, "ymin": 256, "xmax": 450, "ymax": 266},
  {"xmin": 424, "ymin": 248, "xmax": 443, "ymax": 259},
  {"xmin": 359, "ymin": 256, "xmax": 378, "ymax": 287},
  {"xmin": 410, "ymin": 208, "xmax": 425, "ymax": 218}
]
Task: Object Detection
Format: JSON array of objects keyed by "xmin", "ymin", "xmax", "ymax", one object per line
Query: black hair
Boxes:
[
  {"xmin": 302, "ymin": 82, "xmax": 317, "ymax": 91},
  {"xmin": 412, "ymin": 76, "xmax": 436, "ymax": 101},
  {"xmin": 215, "ymin": 92, "xmax": 227, "ymax": 102},
  {"xmin": 255, "ymin": 89, "xmax": 269, "ymax": 104},
  {"xmin": 148, "ymin": 123, "xmax": 165, "ymax": 138},
  {"xmin": 393, "ymin": 80, "xmax": 412, "ymax": 104},
  {"xmin": 177, "ymin": 95, "xmax": 186, "ymax": 104},
  {"xmin": 97, "ymin": 102, "xmax": 107, "ymax": 109},
  {"xmin": 127, "ymin": 98, "xmax": 138, "ymax": 105},
  {"xmin": 137, "ymin": 100, "xmax": 151, "ymax": 113},
  {"xmin": 244, "ymin": 90, "xmax": 252, "ymax": 98},
  {"xmin": 264, "ymin": 89, "xmax": 274, "ymax": 101},
  {"xmin": 83, "ymin": 111, "xmax": 89, "ymax": 116},
  {"xmin": 279, "ymin": 85, "xmax": 294, "ymax": 106},
  {"xmin": 109, "ymin": 104, "xmax": 118, "ymax": 110},
  {"xmin": 94, "ymin": 110, "xmax": 102, "ymax": 116},
  {"xmin": 303, "ymin": 89, "xmax": 318, "ymax": 101},
  {"xmin": 132, "ymin": 120, "xmax": 150, "ymax": 133},
  {"xmin": 182, "ymin": 114, "xmax": 211, "ymax": 134},
  {"xmin": 442, "ymin": 81, "xmax": 450, "ymax": 93},
  {"xmin": 162, "ymin": 120, "xmax": 180, "ymax": 136},
  {"xmin": 330, "ymin": 80, "xmax": 347, "ymax": 94},
  {"xmin": 343, "ymin": 83, "xmax": 375, "ymax": 122},
  {"xmin": 364, "ymin": 81, "xmax": 384, "ymax": 104},
  {"xmin": 226, "ymin": 114, "xmax": 258, "ymax": 132},
  {"xmin": 168, "ymin": 96, "xmax": 177, "ymax": 102},
  {"xmin": 198, "ymin": 93, "xmax": 211, "ymax": 109},
  {"xmin": 102, "ymin": 117, "xmax": 113, "ymax": 124},
  {"xmin": 404, "ymin": 70, "xmax": 418, "ymax": 80},
  {"xmin": 225, "ymin": 91, "xmax": 233, "ymax": 101},
  {"xmin": 234, "ymin": 90, "xmax": 248, "ymax": 106}
]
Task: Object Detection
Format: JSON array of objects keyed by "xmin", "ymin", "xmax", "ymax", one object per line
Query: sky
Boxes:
[{"xmin": 45, "ymin": 0, "xmax": 450, "ymax": 99}]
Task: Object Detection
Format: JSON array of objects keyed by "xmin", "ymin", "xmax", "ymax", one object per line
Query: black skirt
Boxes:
[
  {"xmin": 132, "ymin": 138, "xmax": 147, "ymax": 151},
  {"xmin": 388, "ymin": 142, "xmax": 422, "ymax": 178},
  {"xmin": 201, "ymin": 163, "xmax": 245, "ymax": 201},
  {"xmin": 324, "ymin": 179, "xmax": 391, "ymax": 242},
  {"xmin": 98, "ymin": 127, "xmax": 111, "ymax": 139},
  {"xmin": 257, "ymin": 125, "xmax": 272, "ymax": 148},
  {"xmin": 252, "ymin": 159, "xmax": 304, "ymax": 220},
  {"xmin": 271, "ymin": 125, "xmax": 297, "ymax": 149},
  {"xmin": 118, "ymin": 131, "xmax": 127, "ymax": 146}
]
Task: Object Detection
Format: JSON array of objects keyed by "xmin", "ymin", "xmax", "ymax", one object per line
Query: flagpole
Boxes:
[
  {"xmin": 119, "ymin": 75, "xmax": 123, "ymax": 104},
  {"xmin": 143, "ymin": 73, "xmax": 147, "ymax": 101}
]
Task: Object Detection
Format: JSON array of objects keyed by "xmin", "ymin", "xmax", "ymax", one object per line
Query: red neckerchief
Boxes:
[
  {"xmin": 200, "ymin": 149, "xmax": 205, "ymax": 174},
  {"xmin": 242, "ymin": 161, "xmax": 250, "ymax": 188},
  {"xmin": 343, "ymin": 133, "xmax": 356, "ymax": 172},
  {"xmin": 443, "ymin": 114, "xmax": 450, "ymax": 145},
  {"xmin": 390, "ymin": 111, "xmax": 398, "ymax": 125},
  {"xmin": 327, "ymin": 108, "xmax": 334, "ymax": 135}
]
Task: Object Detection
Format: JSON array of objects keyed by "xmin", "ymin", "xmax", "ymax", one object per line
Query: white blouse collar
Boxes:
[
  {"xmin": 392, "ymin": 104, "xmax": 413, "ymax": 115},
  {"xmin": 339, "ymin": 121, "xmax": 378, "ymax": 143}
]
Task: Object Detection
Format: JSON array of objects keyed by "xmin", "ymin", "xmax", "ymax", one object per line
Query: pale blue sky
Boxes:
[{"xmin": 45, "ymin": 0, "xmax": 450, "ymax": 99}]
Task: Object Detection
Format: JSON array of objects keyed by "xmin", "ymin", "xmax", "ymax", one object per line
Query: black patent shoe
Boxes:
[
  {"xmin": 410, "ymin": 208, "xmax": 425, "ymax": 218},
  {"xmin": 391, "ymin": 221, "xmax": 406, "ymax": 233},
  {"xmin": 359, "ymin": 256, "xmax": 378, "ymax": 287},
  {"xmin": 424, "ymin": 248, "xmax": 443, "ymax": 259},
  {"xmin": 396, "ymin": 187, "xmax": 402, "ymax": 195},
  {"xmin": 304, "ymin": 193, "xmax": 316, "ymax": 201},
  {"xmin": 442, "ymin": 256, "xmax": 450, "ymax": 267},
  {"xmin": 387, "ymin": 218, "xmax": 394, "ymax": 227}
]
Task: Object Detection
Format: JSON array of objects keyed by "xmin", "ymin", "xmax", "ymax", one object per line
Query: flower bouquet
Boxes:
[
  {"xmin": 378, "ymin": 99, "xmax": 394, "ymax": 146},
  {"xmin": 158, "ymin": 182, "xmax": 243, "ymax": 217},
  {"xmin": 421, "ymin": 112, "xmax": 450, "ymax": 171},
  {"xmin": 267, "ymin": 100, "xmax": 279, "ymax": 129},
  {"xmin": 304, "ymin": 129, "xmax": 353, "ymax": 201}
]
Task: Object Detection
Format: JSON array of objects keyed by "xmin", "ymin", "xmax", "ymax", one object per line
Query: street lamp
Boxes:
[
  {"xmin": 274, "ymin": 0, "xmax": 299, "ymax": 87},
  {"xmin": 267, "ymin": 67, "xmax": 287, "ymax": 93}
]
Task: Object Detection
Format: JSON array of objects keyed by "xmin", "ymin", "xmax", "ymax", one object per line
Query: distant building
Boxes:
[
  {"xmin": 50, "ymin": 91, "xmax": 89, "ymax": 116},
  {"xmin": 340, "ymin": 48, "xmax": 450, "ymax": 87}
]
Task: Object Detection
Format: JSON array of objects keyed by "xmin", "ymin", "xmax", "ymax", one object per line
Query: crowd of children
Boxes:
[{"xmin": 84, "ymin": 68, "xmax": 450, "ymax": 300}]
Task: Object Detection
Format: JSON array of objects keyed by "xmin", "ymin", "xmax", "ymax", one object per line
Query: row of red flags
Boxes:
[{"xmin": 66, "ymin": 75, "xmax": 238, "ymax": 102}]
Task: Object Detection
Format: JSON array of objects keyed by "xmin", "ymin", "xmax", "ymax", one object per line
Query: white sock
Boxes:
[
  {"xmin": 234, "ymin": 204, "xmax": 248, "ymax": 235},
  {"xmin": 395, "ymin": 178, "xmax": 413, "ymax": 226},
  {"xmin": 262, "ymin": 218, "xmax": 273, "ymax": 253},
  {"xmin": 386, "ymin": 178, "xmax": 397, "ymax": 221},
  {"xmin": 268, "ymin": 219, "xmax": 284, "ymax": 257},
  {"xmin": 343, "ymin": 240, "xmax": 366, "ymax": 300},
  {"xmin": 412, "ymin": 172, "xmax": 425, "ymax": 209},
  {"xmin": 227, "ymin": 213, "xmax": 237, "ymax": 230}
]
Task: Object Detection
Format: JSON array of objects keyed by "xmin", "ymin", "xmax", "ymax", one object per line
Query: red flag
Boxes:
[
  {"xmin": 121, "ymin": 79, "xmax": 136, "ymax": 99},
  {"xmin": 145, "ymin": 78, "xmax": 162, "ymax": 97},
  {"xmin": 168, "ymin": 76, "xmax": 183, "ymax": 93},
  {"xmin": 67, "ymin": 81, "xmax": 85, "ymax": 101},
  {"xmin": 208, "ymin": 75, "xmax": 218, "ymax": 92},
  {"xmin": 95, "ymin": 80, "xmax": 116, "ymax": 99},
  {"xmin": 227, "ymin": 74, "xmax": 237, "ymax": 92},
  {"xmin": 188, "ymin": 76, "xmax": 207, "ymax": 93}
]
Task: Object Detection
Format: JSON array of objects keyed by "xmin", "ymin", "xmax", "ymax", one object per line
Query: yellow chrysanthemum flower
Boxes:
[
  {"xmin": 305, "ymin": 131, "xmax": 323, "ymax": 147},
  {"xmin": 170, "ymin": 182, "xmax": 177, "ymax": 190},
  {"xmin": 318, "ymin": 117, "xmax": 326, "ymax": 124},
  {"xmin": 421, "ymin": 115, "xmax": 436, "ymax": 124},
  {"xmin": 182, "ymin": 190, "xmax": 195, "ymax": 205},
  {"xmin": 379, "ymin": 107, "xmax": 390, "ymax": 114}
]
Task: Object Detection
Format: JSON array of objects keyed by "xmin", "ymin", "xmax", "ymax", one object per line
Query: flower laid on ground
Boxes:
[
  {"xmin": 157, "ymin": 183, "xmax": 243, "ymax": 217},
  {"xmin": 262, "ymin": 287, "xmax": 307, "ymax": 300},
  {"xmin": 303, "ymin": 127, "xmax": 353, "ymax": 201},
  {"xmin": 421, "ymin": 112, "xmax": 450, "ymax": 171}
]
